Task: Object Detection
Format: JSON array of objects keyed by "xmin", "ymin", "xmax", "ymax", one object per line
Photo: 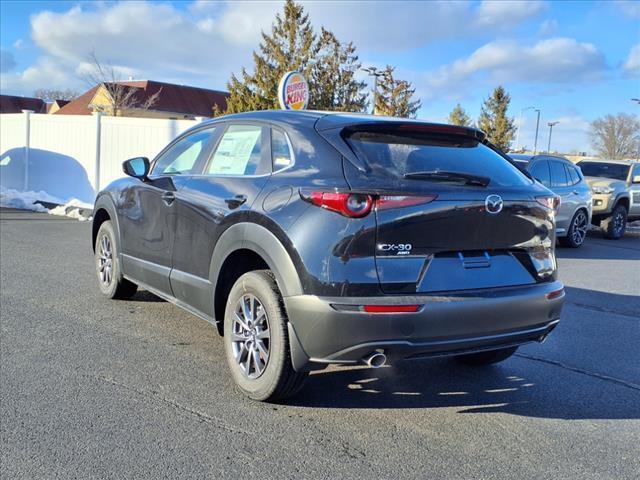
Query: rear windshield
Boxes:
[
  {"xmin": 345, "ymin": 130, "xmax": 530, "ymax": 187},
  {"xmin": 578, "ymin": 162, "xmax": 629, "ymax": 181}
]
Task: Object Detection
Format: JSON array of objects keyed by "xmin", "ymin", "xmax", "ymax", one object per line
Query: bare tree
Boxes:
[
  {"xmin": 82, "ymin": 52, "xmax": 161, "ymax": 116},
  {"xmin": 33, "ymin": 88, "xmax": 79, "ymax": 102},
  {"xmin": 590, "ymin": 113, "xmax": 640, "ymax": 159}
]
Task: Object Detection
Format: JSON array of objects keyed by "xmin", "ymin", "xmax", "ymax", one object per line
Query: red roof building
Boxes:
[
  {"xmin": 0, "ymin": 95, "xmax": 47, "ymax": 114},
  {"xmin": 54, "ymin": 80, "xmax": 228, "ymax": 119}
]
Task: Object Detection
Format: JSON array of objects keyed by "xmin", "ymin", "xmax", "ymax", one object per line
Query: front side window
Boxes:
[
  {"xmin": 345, "ymin": 129, "xmax": 530, "ymax": 187},
  {"xmin": 530, "ymin": 161, "xmax": 551, "ymax": 187},
  {"xmin": 152, "ymin": 127, "xmax": 215, "ymax": 176},
  {"xmin": 206, "ymin": 125, "xmax": 267, "ymax": 176}
]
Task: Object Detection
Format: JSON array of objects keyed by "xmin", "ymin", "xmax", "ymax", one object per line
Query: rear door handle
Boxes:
[
  {"xmin": 225, "ymin": 195, "xmax": 247, "ymax": 209},
  {"xmin": 162, "ymin": 192, "xmax": 176, "ymax": 206}
]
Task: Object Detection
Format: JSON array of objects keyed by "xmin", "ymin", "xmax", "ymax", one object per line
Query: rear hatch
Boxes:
[{"xmin": 319, "ymin": 120, "xmax": 558, "ymax": 294}]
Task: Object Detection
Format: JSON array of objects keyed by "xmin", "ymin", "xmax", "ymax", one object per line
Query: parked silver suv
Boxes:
[
  {"xmin": 511, "ymin": 154, "xmax": 592, "ymax": 247},
  {"xmin": 577, "ymin": 159, "xmax": 640, "ymax": 239}
]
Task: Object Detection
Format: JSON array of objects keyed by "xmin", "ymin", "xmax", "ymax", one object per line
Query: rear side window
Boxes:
[
  {"xmin": 206, "ymin": 125, "xmax": 268, "ymax": 176},
  {"xmin": 345, "ymin": 130, "xmax": 530, "ymax": 187},
  {"xmin": 271, "ymin": 129, "xmax": 293, "ymax": 171},
  {"xmin": 530, "ymin": 161, "xmax": 551, "ymax": 187},
  {"xmin": 565, "ymin": 164, "xmax": 581, "ymax": 185},
  {"xmin": 550, "ymin": 161, "xmax": 569, "ymax": 187}
]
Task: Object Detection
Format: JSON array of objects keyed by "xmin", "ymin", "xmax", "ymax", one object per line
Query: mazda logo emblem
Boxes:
[{"xmin": 485, "ymin": 194, "xmax": 503, "ymax": 214}]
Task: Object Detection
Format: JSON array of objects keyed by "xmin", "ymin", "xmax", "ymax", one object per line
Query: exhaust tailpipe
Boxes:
[{"xmin": 364, "ymin": 352, "xmax": 387, "ymax": 368}]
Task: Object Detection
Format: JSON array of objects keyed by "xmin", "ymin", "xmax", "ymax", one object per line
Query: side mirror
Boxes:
[
  {"xmin": 122, "ymin": 157, "xmax": 150, "ymax": 181},
  {"xmin": 633, "ymin": 175, "xmax": 640, "ymax": 184}
]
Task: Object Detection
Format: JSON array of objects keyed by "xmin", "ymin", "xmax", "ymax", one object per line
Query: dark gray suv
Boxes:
[{"xmin": 92, "ymin": 111, "xmax": 565, "ymax": 401}]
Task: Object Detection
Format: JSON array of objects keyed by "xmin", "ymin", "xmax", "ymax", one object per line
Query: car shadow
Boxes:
[
  {"xmin": 129, "ymin": 290, "xmax": 165, "ymax": 303},
  {"xmin": 287, "ymin": 357, "xmax": 639, "ymax": 419},
  {"xmin": 556, "ymin": 230, "xmax": 640, "ymax": 261},
  {"xmin": 285, "ymin": 285, "xmax": 640, "ymax": 419}
]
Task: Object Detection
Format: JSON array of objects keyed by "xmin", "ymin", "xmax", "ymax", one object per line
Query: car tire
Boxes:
[
  {"xmin": 95, "ymin": 221, "xmax": 138, "ymax": 299},
  {"xmin": 558, "ymin": 209, "xmax": 588, "ymax": 248},
  {"xmin": 601, "ymin": 204, "xmax": 627, "ymax": 240},
  {"xmin": 223, "ymin": 270, "xmax": 307, "ymax": 401},
  {"xmin": 454, "ymin": 346, "xmax": 518, "ymax": 366}
]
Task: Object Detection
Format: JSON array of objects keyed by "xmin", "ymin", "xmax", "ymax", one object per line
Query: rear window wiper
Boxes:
[{"xmin": 403, "ymin": 170, "xmax": 490, "ymax": 187}]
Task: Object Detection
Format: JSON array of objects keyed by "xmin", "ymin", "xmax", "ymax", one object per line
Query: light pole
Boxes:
[
  {"xmin": 547, "ymin": 121, "xmax": 559, "ymax": 153},
  {"xmin": 533, "ymin": 109, "xmax": 541, "ymax": 154},
  {"xmin": 515, "ymin": 106, "xmax": 535, "ymax": 150},
  {"xmin": 363, "ymin": 67, "xmax": 383, "ymax": 115},
  {"xmin": 633, "ymin": 99, "xmax": 640, "ymax": 159}
]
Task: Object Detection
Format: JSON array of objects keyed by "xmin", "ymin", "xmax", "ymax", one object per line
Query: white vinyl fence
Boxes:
[{"xmin": 0, "ymin": 111, "xmax": 201, "ymax": 204}]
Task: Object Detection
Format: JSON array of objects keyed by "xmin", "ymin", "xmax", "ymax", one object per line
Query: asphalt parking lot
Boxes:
[{"xmin": 1, "ymin": 208, "xmax": 639, "ymax": 480}]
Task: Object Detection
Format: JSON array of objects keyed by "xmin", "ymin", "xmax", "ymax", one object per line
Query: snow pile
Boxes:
[
  {"xmin": 0, "ymin": 187, "xmax": 93, "ymax": 220},
  {"xmin": 48, "ymin": 198, "xmax": 94, "ymax": 221},
  {"xmin": 0, "ymin": 187, "xmax": 60, "ymax": 212}
]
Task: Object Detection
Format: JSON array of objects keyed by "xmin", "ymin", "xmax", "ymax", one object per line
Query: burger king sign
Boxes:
[{"xmin": 278, "ymin": 71, "xmax": 309, "ymax": 110}]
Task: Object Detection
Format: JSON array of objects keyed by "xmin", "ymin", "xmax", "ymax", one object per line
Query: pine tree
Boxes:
[
  {"xmin": 308, "ymin": 28, "xmax": 367, "ymax": 111},
  {"xmin": 374, "ymin": 66, "xmax": 421, "ymax": 118},
  {"xmin": 447, "ymin": 103, "xmax": 472, "ymax": 127},
  {"xmin": 225, "ymin": 0, "xmax": 316, "ymax": 113},
  {"xmin": 477, "ymin": 86, "xmax": 516, "ymax": 151},
  {"xmin": 224, "ymin": 0, "xmax": 367, "ymax": 114}
]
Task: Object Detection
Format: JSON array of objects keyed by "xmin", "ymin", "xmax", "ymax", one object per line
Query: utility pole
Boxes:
[
  {"xmin": 533, "ymin": 109, "xmax": 541, "ymax": 154},
  {"xmin": 363, "ymin": 67, "xmax": 383, "ymax": 115},
  {"xmin": 515, "ymin": 106, "xmax": 535, "ymax": 150},
  {"xmin": 547, "ymin": 121, "xmax": 559, "ymax": 153}
]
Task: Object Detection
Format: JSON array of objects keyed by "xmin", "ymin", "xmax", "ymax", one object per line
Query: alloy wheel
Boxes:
[
  {"xmin": 571, "ymin": 211, "xmax": 588, "ymax": 245},
  {"xmin": 231, "ymin": 294, "xmax": 271, "ymax": 379},
  {"xmin": 613, "ymin": 210, "xmax": 625, "ymax": 236},
  {"xmin": 98, "ymin": 235, "xmax": 113, "ymax": 286}
]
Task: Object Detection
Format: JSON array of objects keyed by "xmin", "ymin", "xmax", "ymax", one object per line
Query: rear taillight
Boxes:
[
  {"xmin": 536, "ymin": 195, "xmax": 561, "ymax": 213},
  {"xmin": 300, "ymin": 190, "xmax": 437, "ymax": 217},
  {"xmin": 301, "ymin": 191, "xmax": 373, "ymax": 218}
]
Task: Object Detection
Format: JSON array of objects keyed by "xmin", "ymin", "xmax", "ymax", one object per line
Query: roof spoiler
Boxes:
[{"xmin": 316, "ymin": 121, "xmax": 488, "ymax": 173}]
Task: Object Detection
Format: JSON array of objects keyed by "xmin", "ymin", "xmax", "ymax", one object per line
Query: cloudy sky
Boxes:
[{"xmin": 1, "ymin": 0, "xmax": 639, "ymax": 154}]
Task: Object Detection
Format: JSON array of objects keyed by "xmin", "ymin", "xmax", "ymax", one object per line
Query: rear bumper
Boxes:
[{"xmin": 285, "ymin": 281, "xmax": 564, "ymax": 371}]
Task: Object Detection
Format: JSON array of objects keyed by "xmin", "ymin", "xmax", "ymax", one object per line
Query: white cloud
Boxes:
[
  {"xmin": 0, "ymin": 48, "xmax": 17, "ymax": 73},
  {"xmin": 623, "ymin": 44, "xmax": 640, "ymax": 75},
  {"xmin": 1, "ymin": 57, "xmax": 75, "ymax": 93},
  {"xmin": 515, "ymin": 114, "xmax": 591, "ymax": 153},
  {"xmin": 4, "ymin": 1, "xmax": 279, "ymax": 95},
  {"xmin": 476, "ymin": 0, "xmax": 547, "ymax": 27},
  {"xmin": 538, "ymin": 19, "xmax": 559, "ymax": 37},
  {"xmin": 303, "ymin": 0, "xmax": 545, "ymax": 52},
  {"xmin": 12, "ymin": 39, "xmax": 24, "ymax": 49},
  {"xmin": 423, "ymin": 38, "xmax": 606, "ymax": 99}
]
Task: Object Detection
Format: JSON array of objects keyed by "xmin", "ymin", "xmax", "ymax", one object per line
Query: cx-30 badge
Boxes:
[{"xmin": 485, "ymin": 194, "xmax": 503, "ymax": 214}]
